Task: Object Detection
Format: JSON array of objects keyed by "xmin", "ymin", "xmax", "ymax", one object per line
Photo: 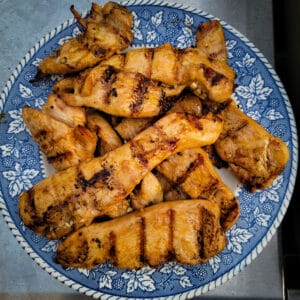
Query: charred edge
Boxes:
[
  {"xmin": 200, "ymin": 64, "xmax": 225, "ymax": 86},
  {"xmin": 176, "ymin": 153, "xmax": 204, "ymax": 185},
  {"xmin": 202, "ymin": 99, "xmax": 231, "ymax": 115},
  {"xmin": 139, "ymin": 217, "xmax": 146, "ymax": 263},
  {"xmin": 47, "ymin": 152, "xmax": 68, "ymax": 164},
  {"xmin": 201, "ymin": 208, "xmax": 215, "ymax": 259},
  {"xmin": 129, "ymin": 140, "xmax": 150, "ymax": 170},
  {"xmin": 198, "ymin": 206, "xmax": 205, "ymax": 259},
  {"xmin": 167, "ymin": 209, "xmax": 175, "ymax": 261},
  {"xmin": 184, "ymin": 113, "xmax": 203, "ymax": 131},
  {"xmin": 129, "ymin": 74, "xmax": 151, "ymax": 114},
  {"xmin": 76, "ymin": 168, "xmax": 111, "ymax": 192},
  {"xmin": 158, "ymin": 91, "xmax": 172, "ymax": 115},
  {"xmin": 197, "ymin": 19, "xmax": 218, "ymax": 34},
  {"xmin": 220, "ymin": 198, "xmax": 239, "ymax": 228},
  {"xmin": 22, "ymin": 188, "xmax": 43, "ymax": 227},
  {"xmin": 109, "ymin": 231, "xmax": 116, "ymax": 263},
  {"xmin": 203, "ymin": 145, "xmax": 228, "ymax": 169}
]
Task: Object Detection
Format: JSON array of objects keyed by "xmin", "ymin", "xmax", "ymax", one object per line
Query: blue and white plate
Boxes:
[{"xmin": 0, "ymin": 1, "xmax": 298, "ymax": 299}]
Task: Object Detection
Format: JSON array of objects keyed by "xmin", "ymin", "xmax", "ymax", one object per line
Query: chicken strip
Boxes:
[
  {"xmin": 54, "ymin": 65, "xmax": 168, "ymax": 118},
  {"xmin": 156, "ymin": 148, "xmax": 239, "ymax": 230},
  {"xmin": 196, "ymin": 19, "xmax": 227, "ymax": 62},
  {"xmin": 22, "ymin": 106, "xmax": 97, "ymax": 171},
  {"xmin": 37, "ymin": 2, "xmax": 133, "ymax": 76},
  {"xmin": 94, "ymin": 42, "xmax": 235, "ymax": 103},
  {"xmin": 55, "ymin": 200, "xmax": 227, "ymax": 269},
  {"xmin": 19, "ymin": 112, "xmax": 223, "ymax": 239},
  {"xmin": 215, "ymin": 101, "xmax": 289, "ymax": 191}
]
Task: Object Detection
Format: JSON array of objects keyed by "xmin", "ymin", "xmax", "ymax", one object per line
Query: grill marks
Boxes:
[{"xmin": 56, "ymin": 200, "xmax": 226, "ymax": 269}]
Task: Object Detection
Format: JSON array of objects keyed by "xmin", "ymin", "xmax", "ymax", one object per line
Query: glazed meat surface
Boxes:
[
  {"xmin": 37, "ymin": 2, "xmax": 133, "ymax": 76},
  {"xmin": 55, "ymin": 200, "xmax": 227, "ymax": 269},
  {"xmin": 215, "ymin": 101, "xmax": 290, "ymax": 191},
  {"xmin": 19, "ymin": 112, "xmax": 223, "ymax": 239},
  {"xmin": 156, "ymin": 148, "xmax": 239, "ymax": 230}
]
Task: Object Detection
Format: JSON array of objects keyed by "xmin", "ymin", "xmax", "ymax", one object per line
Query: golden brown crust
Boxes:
[{"xmin": 55, "ymin": 200, "xmax": 227, "ymax": 269}]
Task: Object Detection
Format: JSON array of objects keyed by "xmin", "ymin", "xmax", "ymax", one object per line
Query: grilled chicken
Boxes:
[
  {"xmin": 19, "ymin": 112, "xmax": 223, "ymax": 239},
  {"xmin": 55, "ymin": 199, "xmax": 227, "ymax": 269},
  {"xmin": 156, "ymin": 148, "xmax": 239, "ymax": 230},
  {"xmin": 215, "ymin": 101, "xmax": 289, "ymax": 191},
  {"xmin": 129, "ymin": 172, "xmax": 163, "ymax": 210},
  {"xmin": 114, "ymin": 92, "xmax": 203, "ymax": 141},
  {"xmin": 87, "ymin": 110, "xmax": 122, "ymax": 156},
  {"xmin": 104, "ymin": 42, "xmax": 235, "ymax": 102},
  {"xmin": 42, "ymin": 93, "xmax": 86, "ymax": 128},
  {"xmin": 22, "ymin": 106, "xmax": 97, "ymax": 171},
  {"xmin": 54, "ymin": 65, "xmax": 168, "ymax": 118},
  {"xmin": 37, "ymin": 2, "xmax": 133, "ymax": 76},
  {"xmin": 196, "ymin": 19, "xmax": 227, "ymax": 62}
]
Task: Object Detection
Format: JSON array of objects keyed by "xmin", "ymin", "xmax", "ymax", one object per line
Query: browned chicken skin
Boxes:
[
  {"xmin": 19, "ymin": 112, "xmax": 223, "ymax": 240},
  {"xmin": 215, "ymin": 101, "xmax": 289, "ymax": 191},
  {"xmin": 37, "ymin": 2, "xmax": 133, "ymax": 76},
  {"xmin": 55, "ymin": 200, "xmax": 227, "ymax": 269}
]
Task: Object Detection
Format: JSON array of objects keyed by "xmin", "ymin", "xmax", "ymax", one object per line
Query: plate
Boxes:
[{"xmin": 0, "ymin": 1, "xmax": 298, "ymax": 299}]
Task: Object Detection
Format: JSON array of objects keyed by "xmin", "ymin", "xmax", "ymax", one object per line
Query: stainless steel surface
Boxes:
[{"xmin": 0, "ymin": 1, "xmax": 282, "ymax": 299}]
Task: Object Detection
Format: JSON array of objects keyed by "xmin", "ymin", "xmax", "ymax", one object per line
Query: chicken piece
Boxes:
[
  {"xmin": 54, "ymin": 65, "xmax": 167, "ymax": 118},
  {"xmin": 215, "ymin": 101, "xmax": 290, "ymax": 191},
  {"xmin": 196, "ymin": 19, "xmax": 227, "ymax": 62},
  {"xmin": 156, "ymin": 148, "xmax": 239, "ymax": 230},
  {"xmin": 115, "ymin": 117, "xmax": 155, "ymax": 141},
  {"xmin": 19, "ymin": 112, "xmax": 223, "ymax": 239},
  {"xmin": 154, "ymin": 171, "xmax": 189, "ymax": 201},
  {"xmin": 55, "ymin": 200, "xmax": 227, "ymax": 269},
  {"xmin": 22, "ymin": 106, "xmax": 97, "ymax": 171},
  {"xmin": 42, "ymin": 94, "xmax": 86, "ymax": 128},
  {"xmin": 37, "ymin": 2, "xmax": 133, "ymax": 76},
  {"xmin": 87, "ymin": 110, "xmax": 122, "ymax": 155},
  {"xmin": 99, "ymin": 42, "xmax": 235, "ymax": 103},
  {"xmin": 129, "ymin": 172, "xmax": 163, "ymax": 210},
  {"xmin": 114, "ymin": 92, "xmax": 203, "ymax": 141}
]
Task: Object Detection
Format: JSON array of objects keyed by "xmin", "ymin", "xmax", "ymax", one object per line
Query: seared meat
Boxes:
[
  {"xmin": 54, "ymin": 65, "xmax": 168, "ymax": 118},
  {"xmin": 102, "ymin": 42, "xmax": 235, "ymax": 102},
  {"xmin": 87, "ymin": 110, "xmax": 122, "ymax": 155},
  {"xmin": 156, "ymin": 148, "xmax": 239, "ymax": 230},
  {"xmin": 196, "ymin": 19, "xmax": 227, "ymax": 62},
  {"xmin": 22, "ymin": 106, "xmax": 97, "ymax": 171},
  {"xmin": 215, "ymin": 101, "xmax": 290, "ymax": 191},
  {"xmin": 37, "ymin": 2, "xmax": 133, "ymax": 76},
  {"xmin": 55, "ymin": 200, "xmax": 227, "ymax": 269},
  {"xmin": 19, "ymin": 112, "xmax": 223, "ymax": 239}
]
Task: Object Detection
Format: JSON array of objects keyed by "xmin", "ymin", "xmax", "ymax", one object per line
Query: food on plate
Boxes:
[
  {"xmin": 22, "ymin": 106, "xmax": 97, "ymax": 171},
  {"xmin": 19, "ymin": 112, "xmax": 223, "ymax": 239},
  {"xmin": 156, "ymin": 148, "xmax": 239, "ymax": 230},
  {"xmin": 55, "ymin": 200, "xmax": 226, "ymax": 269},
  {"xmin": 53, "ymin": 65, "xmax": 168, "ymax": 118},
  {"xmin": 36, "ymin": 2, "xmax": 133, "ymax": 76},
  {"xmin": 18, "ymin": 3, "xmax": 290, "ymax": 272},
  {"xmin": 196, "ymin": 19, "xmax": 227, "ymax": 62},
  {"xmin": 214, "ymin": 101, "xmax": 290, "ymax": 191},
  {"xmin": 86, "ymin": 110, "xmax": 122, "ymax": 155},
  {"xmin": 129, "ymin": 172, "xmax": 163, "ymax": 210},
  {"xmin": 59, "ymin": 41, "xmax": 235, "ymax": 104}
]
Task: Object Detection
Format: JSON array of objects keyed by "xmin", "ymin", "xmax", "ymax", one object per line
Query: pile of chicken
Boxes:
[{"xmin": 19, "ymin": 2, "xmax": 289, "ymax": 270}]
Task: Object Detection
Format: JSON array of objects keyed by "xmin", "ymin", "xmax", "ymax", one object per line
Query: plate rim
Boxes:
[{"xmin": 0, "ymin": 0, "xmax": 298, "ymax": 299}]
